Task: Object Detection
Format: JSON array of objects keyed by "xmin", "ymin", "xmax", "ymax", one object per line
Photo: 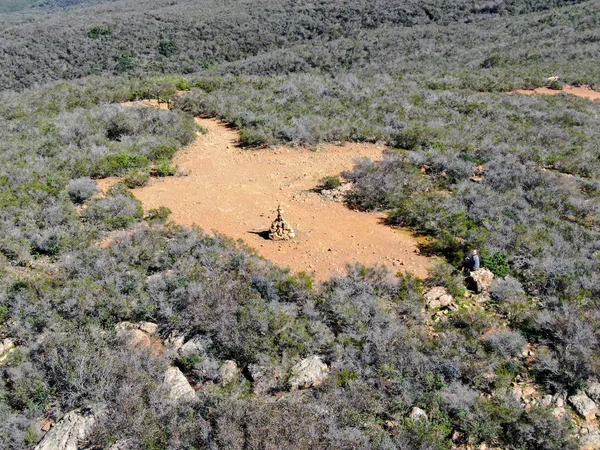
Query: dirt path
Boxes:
[
  {"xmin": 512, "ymin": 85, "xmax": 600, "ymax": 101},
  {"xmin": 122, "ymin": 106, "xmax": 433, "ymax": 281}
]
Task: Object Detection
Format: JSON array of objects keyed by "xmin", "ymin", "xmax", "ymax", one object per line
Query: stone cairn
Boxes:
[{"xmin": 268, "ymin": 205, "xmax": 295, "ymax": 241}]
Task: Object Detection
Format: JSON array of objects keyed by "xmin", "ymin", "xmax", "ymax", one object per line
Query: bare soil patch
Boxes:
[
  {"xmin": 511, "ymin": 85, "xmax": 600, "ymax": 101},
  {"xmin": 118, "ymin": 109, "xmax": 433, "ymax": 281}
]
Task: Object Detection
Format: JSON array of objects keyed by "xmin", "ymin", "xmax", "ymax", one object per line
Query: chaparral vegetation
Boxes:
[{"xmin": 1, "ymin": 0, "xmax": 600, "ymax": 449}]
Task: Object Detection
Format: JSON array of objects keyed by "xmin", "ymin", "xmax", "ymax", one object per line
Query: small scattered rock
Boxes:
[
  {"xmin": 424, "ymin": 286, "xmax": 454, "ymax": 309},
  {"xmin": 163, "ymin": 367, "xmax": 196, "ymax": 402},
  {"xmin": 409, "ymin": 407, "xmax": 428, "ymax": 421},
  {"xmin": 39, "ymin": 417, "xmax": 54, "ymax": 433},
  {"xmin": 512, "ymin": 386, "xmax": 523, "ymax": 400},
  {"xmin": 522, "ymin": 386, "xmax": 536, "ymax": 398},
  {"xmin": 218, "ymin": 360, "xmax": 239, "ymax": 385},
  {"xmin": 320, "ymin": 182, "xmax": 352, "ymax": 202},
  {"xmin": 473, "ymin": 292, "xmax": 491, "ymax": 303},
  {"xmin": 569, "ymin": 392, "xmax": 599, "ymax": 422},
  {"xmin": 385, "ymin": 420, "xmax": 399, "ymax": 430},
  {"xmin": 288, "ymin": 355, "xmax": 329, "ymax": 390}
]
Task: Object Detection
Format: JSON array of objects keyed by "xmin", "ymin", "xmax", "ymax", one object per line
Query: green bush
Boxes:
[
  {"xmin": 0, "ymin": 305, "xmax": 8, "ymax": 323},
  {"xmin": 158, "ymin": 40, "xmax": 179, "ymax": 57},
  {"xmin": 94, "ymin": 153, "xmax": 150, "ymax": 177},
  {"xmin": 152, "ymin": 160, "xmax": 177, "ymax": 177},
  {"xmin": 147, "ymin": 144, "xmax": 178, "ymax": 161},
  {"xmin": 87, "ymin": 25, "xmax": 111, "ymax": 40},
  {"xmin": 124, "ymin": 171, "xmax": 150, "ymax": 188},
  {"xmin": 145, "ymin": 206, "xmax": 171, "ymax": 223},
  {"xmin": 320, "ymin": 176, "xmax": 342, "ymax": 190},
  {"xmin": 85, "ymin": 184, "xmax": 143, "ymax": 229},
  {"xmin": 482, "ymin": 252, "xmax": 510, "ymax": 278}
]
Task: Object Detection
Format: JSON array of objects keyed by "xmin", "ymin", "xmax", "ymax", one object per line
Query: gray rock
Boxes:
[
  {"xmin": 467, "ymin": 268, "xmax": 494, "ymax": 294},
  {"xmin": 473, "ymin": 292, "xmax": 491, "ymax": 303},
  {"xmin": 107, "ymin": 440, "xmax": 132, "ymax": 450},
  {"xmin": 424, "ymin": 286, "xmax": 454, "ymax": 309},
  {"xmin": 34, "ymin": 408, "xmax": 100, "ymax": 450},
  {"xmin": 0, "ymin": 338, "xmax": 15, "ymax": 362},
  {"xmin": 581, "ymin": 432, "xmax": 600, "ymax": 450},
  {"xmin": 218, "ymin": 360, "xmax": 239, "ymax": 385},
  {"xmin": 409, "ymin": 407, "xmax": 428, "ymax": 421},
  {"xmin": 541, "ymin": 395, "xmax": 553, "ymax": 407},
  {"xmin": 179, "ymin": 337, "xmax": 206, "ymax": 358},
  {"xmin": 163, "ymin": 367, "xmax": 196, "ymax": 402},
  {"xmin": 166, "ymin": 334, "xmax": 185, "ymax": 353},
  {"xmin": 569, "ymin": 392, "xmax": 599, "ymax": 422},
  {"xmin": 288, "ymin": 355, "xmax": 329, "ymax": 390},
  {"xmin": 586, "ymin": 382, "xmax": 600, "ymax": 404}
]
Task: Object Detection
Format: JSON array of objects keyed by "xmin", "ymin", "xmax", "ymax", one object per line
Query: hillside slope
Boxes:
[{"xmin": 0, "ymin": 0, "xmax": 585, "ymax": 90}]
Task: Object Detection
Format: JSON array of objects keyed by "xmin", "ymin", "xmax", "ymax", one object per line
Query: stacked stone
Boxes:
[{"xmin": 269, "ymin": 205, "xmax": 295, "ymax": 241}]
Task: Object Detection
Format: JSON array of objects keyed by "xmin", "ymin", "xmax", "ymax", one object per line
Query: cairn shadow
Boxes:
[{"xmin": 248, "ymin": 230, "xmax": 271, "ymax": 240}]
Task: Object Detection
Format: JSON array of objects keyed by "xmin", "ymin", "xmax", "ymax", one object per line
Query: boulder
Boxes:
[
  {"xmin": 218, "ymin": 360, "xmax": 239, "ymax": 385},
  {"xmin": 288, "ymin": 355, "xmax": 329, "ymax": 390},
  {"xmin": 586, "ymin": 382, "xmax": 600, "ymax": 404},
  {"xmin": 0, "ymin": 338, "xmax": 15, "ymax": 362},
  {"xmin": 115, "ymin": 322, "xmax": 164, "ymax": 355},
  {"xmin": 166, "ymin": 334, "xmax": 185, "ymax": 353},
  {"xmin": 108, "ymin": 440, "xmax": 132, "ymax": 450},
  {"xmin": 247, "ymin": 363, "xmax": 266, "ymax": 382},
  {"xmin": 179, "ymin": 337, "xmax": 206, "ymax": 358},
  {"xmin": 569, "ymin": 392, "xmax": 599, "ymax": 422},
  {"xmin": 409, "ymin": 407, "xmax": 428, "ymax": 421},
  {"xmin": 467, "ymin": 268, "xmax": 494, "ymax": 294},
  {"xmin": 163, "ymin": 367, "xmax": 196, "ymax": 402},
  {"xmin": 424, "ymin": 287, "xmax": 454, "ymax": 309},
  {"xmin": 581, "ymin": 432, "xmax": 600, "ymax": 450},
  {"xmin": 34, "ymin": 407, "xmax": 99, "ymax": 450},
  {"xmin": 138, "ymin": 322, "xmax": 158, "ymax": 335},
  {"xmin": 541, "ymin": 395, "xmax": 553, "ymax": 407}
]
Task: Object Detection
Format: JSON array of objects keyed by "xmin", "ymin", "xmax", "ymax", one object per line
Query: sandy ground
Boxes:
[
  {"xmin": 512, "ymin": 85, "xmax": 600, "ymax": 101},
  {"xmin": 116, "ymin": 103, "xmax": 433, "ymax": 281}
]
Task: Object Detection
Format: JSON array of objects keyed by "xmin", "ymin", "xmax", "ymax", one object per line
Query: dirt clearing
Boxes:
[
  {"xmin": 125, "ymin": 112, "xmax": 433, "ymax": 281},
  {"xmin": 511, "ymin": 85, "xmax": 600, "ymax": 101}
]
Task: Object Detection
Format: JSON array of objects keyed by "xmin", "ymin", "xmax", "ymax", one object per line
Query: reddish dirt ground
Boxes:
[
  {"xmin": 118, "ymin": 102, "xmax": 434, "ymax": 281},
  {"xmin": 512, "ymin": 85, "xmax": 600, "ymax": 101}
]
